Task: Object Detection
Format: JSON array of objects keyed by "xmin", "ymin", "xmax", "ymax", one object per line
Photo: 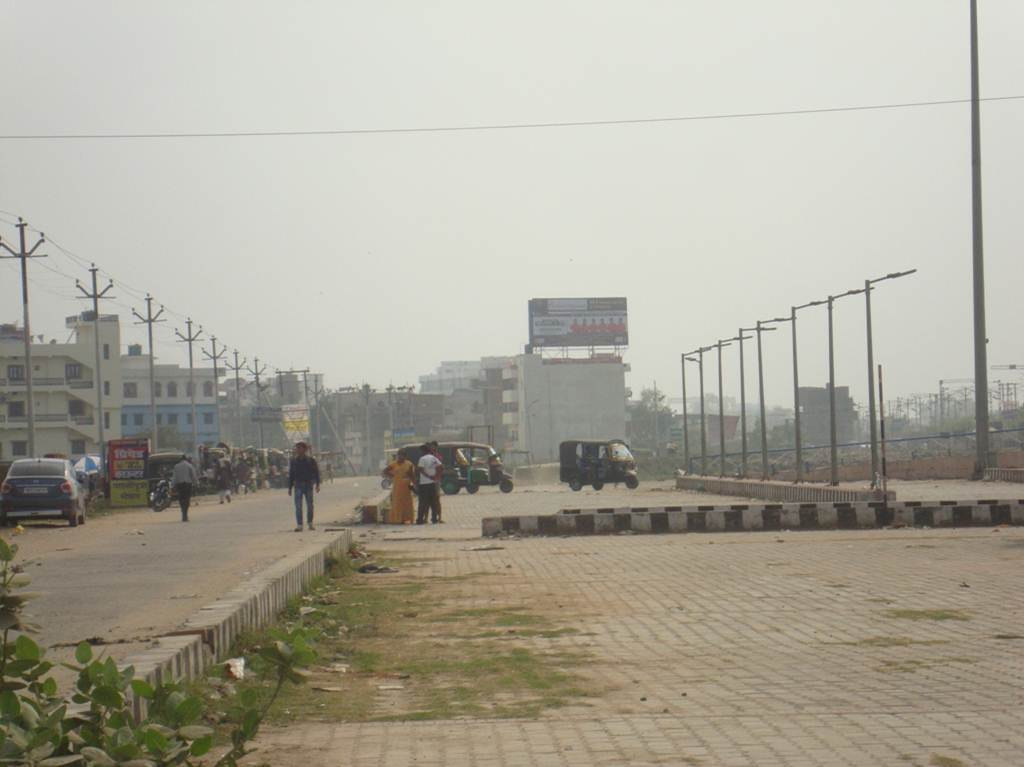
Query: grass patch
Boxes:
[
  {"xmin": 884, "ymin": 609, "xmax": 971, "ymax": 622},
  {"xmin": 929, "ymin": 755, "xmax": 965, "ymax": 767},
  {"xmin": 199, "ymin": 552, "xmax": 594, "ymax": 726}
]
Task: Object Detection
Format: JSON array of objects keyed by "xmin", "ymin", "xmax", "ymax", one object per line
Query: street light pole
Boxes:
[
  {"xmin": 698, "ymin": 347, "xmax": 709, "ymax": 475},
  {"xmin": 863, "ymin": 270, "xmax": 917, "ymax": 486},
  {"xmin": 792, "ymin": 300, "xmax": 826, "ymax": 483},
  {"xmin": 969, "ymin": 0, "xmax": 990, "ymax": 477},
  {"xmin": 736, "ymin": 330, "xmax": 752, "ymax": 477},
  {"xmin": 715, "ymin": 338, "xmax": 737, "ymax": 477},
  {"xmin": 826, "ymin": 289, "xmax": 866, "ymax": 486},
  {"xmin": 680, "ymin": 354, "xmax": 690, "ymax": 471}
]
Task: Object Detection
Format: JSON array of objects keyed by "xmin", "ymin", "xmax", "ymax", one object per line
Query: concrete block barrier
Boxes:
[
  {"xmin": 123, "ymin": 528, "xmax": 352, "ymax": 719},
  {"xmin": 676, "ymin": 472, "xmax": 893, "ymax": 503},
  {"xmin": 482, "ymin": 499, "xmax": 1024, "ymax": 538}
]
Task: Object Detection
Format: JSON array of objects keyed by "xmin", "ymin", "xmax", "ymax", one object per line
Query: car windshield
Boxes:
[
  {"xmin": 609, "ymin": 443, "xmax": 633, "ymax": 461},
  {"xmin": 8, "ymin": 461, "xmax": 66, "ymax": 478}
]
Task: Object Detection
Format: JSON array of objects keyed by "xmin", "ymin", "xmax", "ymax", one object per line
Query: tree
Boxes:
[{"xmin": 628, "ymin": 388, "xmax": 674, "ymax": 452}]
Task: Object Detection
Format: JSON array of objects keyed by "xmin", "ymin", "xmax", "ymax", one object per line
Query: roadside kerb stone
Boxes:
[
  {"xmin": 482, "ymin": 499, "xmax": 1024, "ymax": 537},
  {"xmin": 123, "ymin": 528, "xmax": 352, "ymax": 718},
  {"xmin": 677, "ymin": 471, "xmax": 892, "ymax": 502}
]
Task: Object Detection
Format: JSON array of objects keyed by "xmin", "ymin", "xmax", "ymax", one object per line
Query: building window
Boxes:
[
  {"xmin": 186, "ymin": 382, "xmax": 194, "ymax": 397},
  {"xmin": 70, "ymin": 439, "xmax": 86, "ymax": 455},
  {"xmin": 104, "ymin": 412, "xmax": 110, "ymax": 429},
  {"xmin": 11, "ymin": 441, "xmax": 27, "ymax": 457},
  {"xmin": 186, "ymin": 414, "xmax": 193, "ymax": 425},
  {"xmin": 69, "ymin": 400, "xmax": 86, "ymax": 417},
  {"xmin": 167, "ymin": 382, "xmax": 178, "ymax": 398},
  {"xmin": 7, "ymin": 365, "xmax": 24, "ymax": 381},
  {"xmin": 103, "ymin": 381, "xmax": 110, "ymax": 396},
  {"xmin": 102, "ymin": 343, "xmax": 110, "ymax": 360},
  {"xmin": 202, "ymin": 412, "xmax": 214, "ymax": 425},
  {"xmin": 121, "ymin": 413, "xmax": 128, "ymax": 426},
  {"xmin": 65, "ymin": 363, "xmax": 82, "ymax": 380},
  {"xmin": 123, "ymin": 382, "xmax": 138, "ymax": 398},
  {"xmin": 154, "ymin": 381, "xmax": 162, "ymax": 397},
  {"xmin": 7, "ymin": 401, "xmax": 25, "ymax": 418},
  {"xmin": 203, "ymin": 381, "xmax": 214, "ymax": 398},
  {"xmin": 133, "ymin": 413, "xmax": 144, "ymax": 426},
  {"xmin": 168, "ymin": 414, "xmax": 178, "ymax": 426}
]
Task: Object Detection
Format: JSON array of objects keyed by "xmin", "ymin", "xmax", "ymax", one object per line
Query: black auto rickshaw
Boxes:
[{"xmin": 559, "ymin": 439, "xmax": 639, "ymax": 491}]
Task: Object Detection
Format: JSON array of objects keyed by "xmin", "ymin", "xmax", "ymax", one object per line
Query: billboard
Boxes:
[
  {"xmin": 281, "ymin": 404, "xmax": 311, "ymax": 444},
  {"xmin": 107, "ymin": 437, "xmax": 150, "ymax": 508},
  {"xmin": 528, "ymin": 297, "xmax": 628, "ymax": 349}
]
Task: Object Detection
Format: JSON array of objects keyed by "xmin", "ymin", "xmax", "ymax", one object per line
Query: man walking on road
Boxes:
[
  {"xmin": 172, "ymin": 454, "xmax": 199, "ymax": 522},
  {"xmin": 416, "ymin": 442, "xmax": 444, "ymax": 524},
  {"xmin": 288, "ymin": 441, "xmax": 320, "ymax": 532}
]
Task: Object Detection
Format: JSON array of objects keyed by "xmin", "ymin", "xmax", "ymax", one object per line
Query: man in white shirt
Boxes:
[
  {"xmin": 171, "ymin": 454, "xmax": 199, "ymax": 522},
  {"xmin": 415, "ymin": 443, "xmax": 444, "ymax": 524}
]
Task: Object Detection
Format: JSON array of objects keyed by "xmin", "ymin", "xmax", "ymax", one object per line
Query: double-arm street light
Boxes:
[
  {"xmin": 826, "ymin": 289, "xmax": 867, "ymax": 485},
  {"xmin": 745, "ymin": 319, "xmax": 787, "ymax": 480},
  {"xmin": 734, "ymin": 329, "xmax": 753, "ymax": 477}
]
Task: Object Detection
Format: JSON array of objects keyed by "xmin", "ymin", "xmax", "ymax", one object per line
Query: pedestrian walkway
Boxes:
[{"xmin": 253, "ymin": 482, "xmax": 1024, "ymax": 766}]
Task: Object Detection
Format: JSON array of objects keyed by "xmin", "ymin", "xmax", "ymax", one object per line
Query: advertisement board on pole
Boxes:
[
  {"xmin": 281, "ymin": 404, "xmax": 311, "ymax": 444},
  {"xmin": 528, "ymin": 297, "xmax": 628, "ymax": 348},
  {"xmin": 107, "ymin": 437, "xmax": 150, "ymax": 507}
]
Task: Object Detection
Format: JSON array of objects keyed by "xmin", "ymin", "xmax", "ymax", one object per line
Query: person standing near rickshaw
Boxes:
[
  {"xmin": 416, "ymin": 443, "xmax": 444, "ymax": 524},
  {"xmin": 382, "ymin": 448, "xmax": 416, "ymax": 524}
]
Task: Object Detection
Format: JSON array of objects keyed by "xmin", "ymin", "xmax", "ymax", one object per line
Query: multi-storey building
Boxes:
[
  {"xmin": 120, "ymin": 345, "xmax": 221, "ymax": 451},
  {"xmin": 0, "ymin": 313, "xmax": 123, "ymax": 459}
]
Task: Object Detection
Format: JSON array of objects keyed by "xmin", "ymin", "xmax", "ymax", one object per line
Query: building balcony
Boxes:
[
  {"xmin": 0, "ymin": 377, "xmax": 95, "ymax": 389},
  {"xmin": 68, "ymin": 379, "xmax": 94, "ymax": 390}
]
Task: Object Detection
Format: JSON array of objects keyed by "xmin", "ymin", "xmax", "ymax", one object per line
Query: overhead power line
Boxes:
[{"xmin": 0, "ymin": 95, "xmax": 1021, "ymax": 141}]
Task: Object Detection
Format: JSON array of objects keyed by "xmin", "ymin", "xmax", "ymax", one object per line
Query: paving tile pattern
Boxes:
[{"xmin": 254, "ymin": 483, "xmax": 1024, "ymax": 766}]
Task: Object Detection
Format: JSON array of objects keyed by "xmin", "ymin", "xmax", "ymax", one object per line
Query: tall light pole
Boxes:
[
  {"xmin": 715, "ymin": 338, "xmax": 736, "ymax": 476},
  {"xmin": 76, "ymin": 266, "xmax": 114, "ymax": 465},
  {"xmin": 680, "ymin": 354, "xmax": 690, "ymax": 471},
  {"xmin": 131, "ymin": 295, "xmax": 165, "ymax": 451},
  {"xmin": 826, "ymin": 289, "xmax": 866, "ymax": 485},
  {"xmin": 863, "ymin": 270, "xmax": 917, "ymax": 486},
  {"xmin": 969, "ymin": 0, "xmax": 989, "ymax": 477},
  {"xmin": 746, "ymin": 321, "xmax": 785, "ymax": 480},
  {"xmin": 735, "ymin": 329, "xmax": 752, "ymax": 477},
  {"xmin": 0, "ymin": 220, "xmax": 46, "ymax": 457},
  {"xmin": 689, "ymin": 346, "xmax": 713, "ymax": 475},
  {"xmin": 791, "ymin": 300, "xmax": 826, "ymax": 483}
]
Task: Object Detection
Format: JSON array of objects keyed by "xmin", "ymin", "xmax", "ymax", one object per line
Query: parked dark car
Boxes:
[{"xmin": 0, "ymin": 458, "xmax": 88, "ymax": 527}]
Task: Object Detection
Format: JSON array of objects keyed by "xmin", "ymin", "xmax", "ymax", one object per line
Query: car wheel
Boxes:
[
  {"xmin": 441, "ymin": 482, "xmax": 460, "ymax": 496},
  {"xmin": 625, "ymin": 475, "xmax": 639, "ymax": 490},
  {"xmin": 466, "ymin": 483, "xmax": 479, "ymax": 495}
]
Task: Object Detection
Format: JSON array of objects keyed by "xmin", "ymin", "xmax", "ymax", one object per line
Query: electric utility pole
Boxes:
[
  {"xmin": 225, "ymin": 350, "xmax": 247, "ymax": 447},
  {"xmin": 202, "ymin": 335, "xmax": 227, "ymax": 445},
  {"xmin": 131, "ymin": 295, "xmax": 165, "ymax": 451},
  {"xmin": 174, "ymin": 319, "xmax": 203, "ymax": 457},
  {"xmin": 246, "ymin": 358, "xmax": 268, "ymax": 450},
  {"xmin": 75, "ymin": 265, "xmax": 114, "ymax": 465},
  {"xmin": 0, "ymin": 219, "xmax": 46, "ymax": 457}
]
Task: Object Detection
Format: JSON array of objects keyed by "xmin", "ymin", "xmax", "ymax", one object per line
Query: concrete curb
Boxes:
[
  {"xmin": 482, "ymin": 499, "xmax": 1024, "ymax": 538},
  {"xmin": 356, "ymin": 489, "xmax": 391, "ymax": 524},
  {"xmin": 985, "ymin": 468, "xmax": 1024, "ymax": 483},
  {"xmin": 122, "ymin": 528, "xmax": 352, "ymax": 719},
  {"xmin": 676, "ymin": 472, "xmax": 892, "ymax": 503}
]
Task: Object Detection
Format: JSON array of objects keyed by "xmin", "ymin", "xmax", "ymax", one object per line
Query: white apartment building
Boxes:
[
  {"xmin": 0, "ymin": 313, "xmax": 123, "ymax": 459},
  {"xmin": 502, "ymin": 353, "xmax": 628, "ymax": 464},
  {"xmin": 418, "ymin": 360, "xmax": 482, "ymax": 395}
]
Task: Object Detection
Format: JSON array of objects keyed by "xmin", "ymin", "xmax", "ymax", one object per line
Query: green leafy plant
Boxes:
[{"xmin": 0, "ymin": 538, "xmax": 314, "ymax": 766}]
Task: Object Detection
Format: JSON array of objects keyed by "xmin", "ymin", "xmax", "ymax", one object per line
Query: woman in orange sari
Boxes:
[{"xmin": 383, "ymin": 448, "xmax": 416, "ymax": 524}]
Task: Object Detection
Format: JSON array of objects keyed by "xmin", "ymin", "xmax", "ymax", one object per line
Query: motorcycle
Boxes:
[{"xmin": 150, "ymin": 479, "xmax": 172, "ymax": 512}]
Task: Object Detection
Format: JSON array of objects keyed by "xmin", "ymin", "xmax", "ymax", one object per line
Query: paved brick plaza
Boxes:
[{"xmin": 250, "ymin": 482, "xmax": 1024, "ymax": 766}]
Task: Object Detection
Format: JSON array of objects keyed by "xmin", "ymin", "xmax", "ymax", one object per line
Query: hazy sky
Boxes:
[{"xmin": 2, "ymin": 1, "xmax": 1022, "ymax": 413}]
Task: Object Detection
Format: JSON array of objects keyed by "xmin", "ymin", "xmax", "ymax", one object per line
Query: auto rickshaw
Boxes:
[
  {"xmin": 398, "ymin": 442, "xmax": 514, "ymax": 495},
  {"xmin": 559, "ymin": 439, "xmax": 639, "ymax": 491}
]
